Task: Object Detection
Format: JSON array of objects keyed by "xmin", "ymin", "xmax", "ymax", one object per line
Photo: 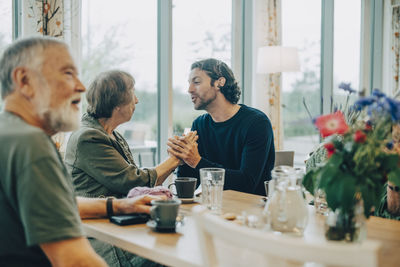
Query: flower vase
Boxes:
[{"xmin": 324, "ymin": 201, "xmax": 366, "ymax": 242}]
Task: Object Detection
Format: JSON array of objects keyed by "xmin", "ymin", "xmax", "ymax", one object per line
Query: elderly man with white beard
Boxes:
[{"xmin": 0, "ymin": 37, "xmax": 162, "ymax": 267}]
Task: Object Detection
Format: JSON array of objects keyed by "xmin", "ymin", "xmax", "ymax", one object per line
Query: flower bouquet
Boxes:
[
  {"xmin": 303, "ymin": 88, "xmax": 400, "ymax": 242},
  {"xmin": 304, "ymin": 83, "xmax": 360, "ymax": 172}
]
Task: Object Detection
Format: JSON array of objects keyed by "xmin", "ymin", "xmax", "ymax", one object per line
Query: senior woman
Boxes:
[
  {"xmin": 66, "ymin": 70, "xmax": 195, "ymax": 199},
  {"xmin": 65, "ymin": 70, "xmax": 195, "ymax": 267}
]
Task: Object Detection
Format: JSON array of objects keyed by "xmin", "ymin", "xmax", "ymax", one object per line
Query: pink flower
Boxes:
[
  {"xmin": 314, "ymin": 111, "xmax": 349, "ymax": 138},
  {"xmin": 353, "ymin": 130, "xmax": 367, "ymax": 143},
  {"xmin": 324, "ymin": 143, "xmax": 336, "ymax": 158}
]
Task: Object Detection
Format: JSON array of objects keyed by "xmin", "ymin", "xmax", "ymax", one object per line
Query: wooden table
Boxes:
[{"xmin": 82, "ymin": 190, "xmax": 400, "ymax": 267}]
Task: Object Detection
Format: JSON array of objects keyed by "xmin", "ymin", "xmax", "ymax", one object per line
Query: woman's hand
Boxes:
[{"xmin": 167, "ymin": 131, "xmax": 201, "ymax": 168}]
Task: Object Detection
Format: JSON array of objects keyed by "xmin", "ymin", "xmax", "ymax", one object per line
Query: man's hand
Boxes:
[
  {"xmin": 167, "ymin": 131, "xmax": 201, "ymax": 168},
  {"xmin": 181, "ymin": 131, "xmax": 198, "ymax": 143},
  {"xmin": 168, "ymin": 131, "xmax": 199, "ymax": 166},
  {"xmin": 114, "ymin": 195, "xmax": 166, "ymax": 214}
]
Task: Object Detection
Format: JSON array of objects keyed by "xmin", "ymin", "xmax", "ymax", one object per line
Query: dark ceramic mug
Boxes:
[
  {"xmin": 168, "ymin": 177, "xmax": 197, "ymax": 199},
  {"xmin": 150, "ymin": 199, "xmax": 181, "ymax": 228}
]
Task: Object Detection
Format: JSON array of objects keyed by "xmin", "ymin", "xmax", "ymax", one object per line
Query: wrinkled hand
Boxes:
[
  {"xmin": 167, "ymin": 131, "xmax": 201, "ymax": 168},
  {"xmin": 116, "ymin": 195, "xmax": 166, "ymax": 214},
  {"xmin": 167, "ymin": 131, "xmax": 199, "ymax": 165}
]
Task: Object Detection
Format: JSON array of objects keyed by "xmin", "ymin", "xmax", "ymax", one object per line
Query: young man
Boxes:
[
  {"xmin": 0, "ymin": 37, "xmax": 159, "ymax": 266},
  {"xmin": 168, "ymin": 58, "xmax": 275, "ymax": 195}
]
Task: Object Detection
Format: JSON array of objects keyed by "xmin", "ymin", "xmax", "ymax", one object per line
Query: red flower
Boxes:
[
  {"xmin": 314, "ymin": 111, "xmax": 349, "ymax": 138},
  {"xmin": 353, "ymin": 130, "xmax": 367, "ymax": 143},
  {"xmin": 365, "ymin": 121, "xmax": 372, "ymax": 131},
  {"xmin": 324, "ymin": 143, "xmax": 336, "ymax": 158}
]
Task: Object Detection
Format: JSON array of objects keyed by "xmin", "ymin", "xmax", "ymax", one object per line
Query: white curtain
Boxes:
[{"xmin": 254, "ymin": 0, "xmax": 283, "ymax": 150}]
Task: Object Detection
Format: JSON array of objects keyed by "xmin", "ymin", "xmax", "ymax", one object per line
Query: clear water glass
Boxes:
[
  {"xmin": 315, "ymin": 188, "xmax": 328, "ymax": 216},
  {"xmin": 200, "ymin": 168, "xmax": 225, "ymax": 214}
]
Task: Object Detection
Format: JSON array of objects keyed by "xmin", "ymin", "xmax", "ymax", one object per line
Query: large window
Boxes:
[
  {"xmin": 333, "ymin": 0, "xmax": 361, "ymax": 104},
  {"xmin": 0, "ymin": 0, "xmax": 12, "ymax": 110},
  {"xmin": 172, "ymin": 0, "xmax": 232, "ymax": 134},
  {"xmin": 281, "ymin": 0, "xmax": 321, "ymax": 166},
  {"xmin": 82, "ymin": 0, "xmax": 157, "ymax": 161}
]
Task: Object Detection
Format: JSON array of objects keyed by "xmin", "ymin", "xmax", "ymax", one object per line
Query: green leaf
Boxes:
[
  {"xmin": 324, "ymin": 176, "xmax": 342, "ymax": 211},
  {"xmin": 328, "ymin": 152, "xmax": 344, "ymax": 167},
  {"xmin": 303, "ymin": 170, "xmax": 316, "ymax": 195},
  {"xmin": 360, "ymin": 184, "xmax": 373, "ymax": 218},
  {"xmin": 318, "ymin": 165, "xmax": 337, "ymax": 189},
  {"xmin": 337, "ymin": 173, "xmax": 356, "ymax": 212},
  {"xmin": 381, "ymin": 154, "xmax": 400, "ymax": 170},
  {"xmin": 388, "ymin": 169, "xmax": 400, "ymax": 187},
  {"xmin": 317, "ymin": 153, "xmax": 343, "ymax": 189}
]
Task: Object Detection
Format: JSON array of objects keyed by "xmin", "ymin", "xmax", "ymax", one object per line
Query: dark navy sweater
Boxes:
[{"xmin": 177, "ymin": 104, "xmax": 275, "ymax": 196}]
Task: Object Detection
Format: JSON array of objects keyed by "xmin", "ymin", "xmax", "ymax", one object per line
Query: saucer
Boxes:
[
  {"xmin": 146, "ymin": 220, "xmax": 178, "ymax": 233},
  {"xmin": 178, "ymin": 197, "xmax": 195, "ymax": 204}
]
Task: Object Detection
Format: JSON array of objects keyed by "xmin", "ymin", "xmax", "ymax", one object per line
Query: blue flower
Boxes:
[
  {"xmin": 386, "ymin": 141, "xmax": 394, "ymax": 150},
  {"xmin": 384, "ymin": 97, "xmax": 400, "ymax": 121},
  {"xmin": 338, "ymin": 82, "xmax": 356, "ymax": 94},
  {"xmin": 372, "ymin": 89, "xmax": 386, "ymax": 98},
  {"xmin": 354, "ymin": 97, "xmax": 375, "ymax": 110},
  {"xmin": 312, "ymin": 117, "xmax": 317, "ymax": 124}
]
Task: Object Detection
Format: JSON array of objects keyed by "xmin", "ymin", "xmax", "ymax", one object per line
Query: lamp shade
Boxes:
[{"xmin": 257, "ymin": 46, "xmax": 300, "ymax": 74}]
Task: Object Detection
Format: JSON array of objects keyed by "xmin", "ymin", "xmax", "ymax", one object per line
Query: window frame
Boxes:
[{"xmin": 10, "ymin": 0, "xmax": 383, "ymax": 164}]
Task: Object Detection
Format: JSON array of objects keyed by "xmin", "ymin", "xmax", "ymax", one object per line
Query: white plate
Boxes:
[
  {"xmin": 146, "ymin": 220, "xmax": 180, "ymax": 233},
  {"xmin": 178, "ymin": 197, "xmax": 195, "ymax": 204}
]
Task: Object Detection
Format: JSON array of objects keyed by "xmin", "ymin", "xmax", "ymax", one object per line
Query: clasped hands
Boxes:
[{"xmin": 167, "ymin": 131, "xmax": 201, "ymax": 168}]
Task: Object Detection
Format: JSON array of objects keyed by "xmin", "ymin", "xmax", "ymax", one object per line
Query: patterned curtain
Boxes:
[
  {"xmin": 264, "ymin": 0, "xmax": 283, "ymax": 150},
  {"xmin": 23, "ymin": 0, "xmax": 66, "ymax": 153},
  {"xmin": 23, "ymin": 0, "xmax": 64, "ymax": 38},
  {"xmin": 392, "ymin": 4, "xmax": 400, "ymax": 94}
]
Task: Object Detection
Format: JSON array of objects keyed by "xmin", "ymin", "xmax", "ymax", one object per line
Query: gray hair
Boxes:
[
  {"xmin": 0, "ymin": 36, "xmax": 68, "ymax": 99},
  {"xmin": 86, "ymin": 70, "xmax": 135, "ymax": 119}
]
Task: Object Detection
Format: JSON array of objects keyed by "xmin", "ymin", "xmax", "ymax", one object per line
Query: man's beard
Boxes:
[
  {"xmin": 194, "ymin": 90, "xmax": 217, "ymax": 110},
  {"xmin": 35, "ymin": 84, "xmax": 79, "ymax": 133},
  {"xmin": 41, "ymin": 104, "xmax": 79, "ymax": 133}
]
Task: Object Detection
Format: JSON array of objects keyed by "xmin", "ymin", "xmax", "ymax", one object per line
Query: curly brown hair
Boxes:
[{"xmin": 191, "ymin": 58, "xmax": 241, "ymax": 104}]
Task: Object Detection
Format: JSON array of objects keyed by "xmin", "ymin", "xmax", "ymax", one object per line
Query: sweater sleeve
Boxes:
[
  {"xmin": 75, "ymin": 130, "xmax": 157, "ymax": 195},
  {"xmin": 194, "ymin": 117, "xmax": 274, "ymax": 194}
]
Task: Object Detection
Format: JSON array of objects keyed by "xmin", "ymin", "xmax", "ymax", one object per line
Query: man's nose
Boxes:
[
  {"xmin": 75, "ymin": 77, "xmax": 86, "ymax": 93},
  {"xmin": 188, "ymin": 83, "xmax": 194, "ymax": 93}
]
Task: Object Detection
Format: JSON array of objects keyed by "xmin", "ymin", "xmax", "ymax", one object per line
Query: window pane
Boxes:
[
  {"xmin": 282, "ymin": 0, "xmax": 321, "ymax": 166},
  {"xmin": 172, "ymin": 0, "xmax": 232, "ymax": 135},
  {"xmin": 333, "ymin": 0, "xmax": 361, "ymax": 106},
  {"xmin": 0, "ymin": 0, "xmax": 12, "ymax": 110},
  {"xmin": 82, "ymin": 0, "xmax": 157, "ymax": 166}
]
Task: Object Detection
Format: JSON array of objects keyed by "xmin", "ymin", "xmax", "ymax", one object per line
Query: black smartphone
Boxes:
[{"xmin": 109, "ymin": 214, "xmax": 150, "ymax": 226}]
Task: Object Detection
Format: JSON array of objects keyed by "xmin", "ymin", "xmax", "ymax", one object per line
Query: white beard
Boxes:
[
  {"xmin": 35, "ymin": 80, "xmax": 80, "ymax": 133},
  {"xmin": 43, "ymin": 103, "xmax": 80, "ymax": 132}
]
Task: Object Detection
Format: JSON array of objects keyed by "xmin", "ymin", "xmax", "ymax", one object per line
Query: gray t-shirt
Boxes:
[{"xmin": 0, "ymin": 112, "xmax": 84, "ymax": 266}]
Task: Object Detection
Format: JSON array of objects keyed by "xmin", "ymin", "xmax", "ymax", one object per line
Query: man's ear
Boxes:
[
  {"xmin": 12, "ymin": 67, "xmax": 34, "ymax": 98},
  {"xmin": 218, "ymin": 77, "xmax": 226, "ymax": 88}
]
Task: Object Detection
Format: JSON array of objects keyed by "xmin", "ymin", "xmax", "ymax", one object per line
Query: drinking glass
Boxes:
[
  {"xmin": 199, "ymin": 168, "xmax": 225, "ymax": 214},
  {"xmin": 315, "ymin": 188, "xmax": 328, "ymax": 216}
]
